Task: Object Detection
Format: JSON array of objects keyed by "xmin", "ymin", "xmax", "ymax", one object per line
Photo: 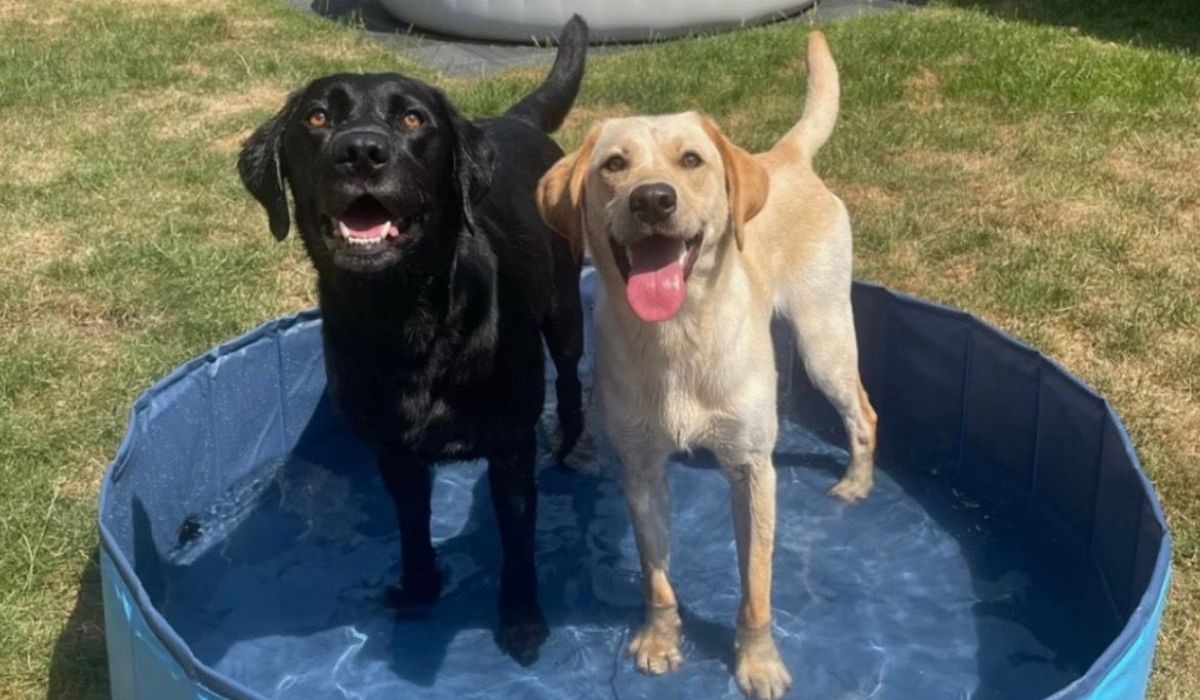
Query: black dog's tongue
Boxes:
[
  {"xmin": 339, "ymin": 212, "xmax": 391, "ymax": 239},
  {"xmin": 336, "ymin": 198, "xmax": 400, "ymax": 240}
]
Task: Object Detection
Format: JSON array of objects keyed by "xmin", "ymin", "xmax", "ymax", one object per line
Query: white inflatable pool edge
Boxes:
[{"xmin": 378, "ymin": 0, "xmax": 817, "ymax": 43}]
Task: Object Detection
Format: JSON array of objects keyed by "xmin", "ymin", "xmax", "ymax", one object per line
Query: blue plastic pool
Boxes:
[{"xmin": 99, "ymin": 272, "xmax": 1170, "ymax": 699}]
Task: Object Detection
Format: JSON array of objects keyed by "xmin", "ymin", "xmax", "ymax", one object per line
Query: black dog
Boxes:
[{"xmin": 239, "ymin": 17, "xmax": 588, "ymax": 665}]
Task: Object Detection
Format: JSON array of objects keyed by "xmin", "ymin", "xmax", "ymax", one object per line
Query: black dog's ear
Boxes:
[
  {"xmin": 238, "ymin": 93, "xmax": 301, "ymax": 241},
  {"xmin": 443, "ymin": 99, "xmax": 497, "ymax": 234}
]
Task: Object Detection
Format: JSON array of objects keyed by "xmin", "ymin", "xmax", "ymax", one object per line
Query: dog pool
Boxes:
[{"xmin": 99, "ymin": 272, "xmax": 1170, "ymax": 699}]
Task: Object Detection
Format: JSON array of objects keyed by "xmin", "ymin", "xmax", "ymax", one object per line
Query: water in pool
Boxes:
[{"xmin": 157, "ymin": 406, "xmax": 1105, "ymax": 699}]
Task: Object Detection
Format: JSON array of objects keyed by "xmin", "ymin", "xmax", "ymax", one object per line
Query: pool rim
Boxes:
[{"xmin": 97, "ymin": 281, "xmax": 1172, "ymax": 700}]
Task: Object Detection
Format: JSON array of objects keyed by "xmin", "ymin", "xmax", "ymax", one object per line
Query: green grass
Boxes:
[
  {"xmin": 939, "ymin": 0, "xmax": 1200, "ymax": 53},
  {"xmin": 1, "ymin": 0, "xmax": 1197, "ymax": 698}
]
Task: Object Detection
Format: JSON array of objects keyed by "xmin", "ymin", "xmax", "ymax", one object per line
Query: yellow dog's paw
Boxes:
[
  {"xmin": 627, "ymin": 606, "xmax": 683, "ymax": 675},
  {"xmin": 735, "ymin": 626, "xmax": 792, "ymax": 700},
  {"xmin": 828, "ymin": 473, "xmax": 873, "ymax": 502}
]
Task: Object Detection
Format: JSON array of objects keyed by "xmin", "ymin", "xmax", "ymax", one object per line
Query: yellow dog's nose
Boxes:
[{"xmin": 629, "ymin": 182, "xmax": 677, "ymax": 224}]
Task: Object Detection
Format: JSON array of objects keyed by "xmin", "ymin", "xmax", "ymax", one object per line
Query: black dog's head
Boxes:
[{"xmin": 239, "ymin": 73, "xmax": 495, "ymax": 275}]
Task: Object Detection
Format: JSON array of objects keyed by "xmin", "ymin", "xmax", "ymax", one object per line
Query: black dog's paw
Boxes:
[
  {"xmin": 556, "ymin": 421, "xmax": 603, "ymax": 474},
  {"xmin": 496, "ymin": 602, "xmax": 549, "ymax": 667},
  {"xmin": 556, "ymin": 408, "xmax": 584, "ymax": 463},
  {"xmin": 385, "ymin": 568, "xmax": 444, "ymax": 609}
]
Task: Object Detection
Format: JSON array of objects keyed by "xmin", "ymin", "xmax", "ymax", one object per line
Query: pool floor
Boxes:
[{"xmin": 156, "ymin": 411, "xmax": 1104, "ymax": 699}]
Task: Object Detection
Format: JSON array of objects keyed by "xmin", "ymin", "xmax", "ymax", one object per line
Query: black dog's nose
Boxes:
[
  {"xmin": 334, "ymin": 131, "xmax": 391, "ymax": 175},
  {"xmin": 629, "ymin": 183, "xmax": 677, "ymax": 224}
]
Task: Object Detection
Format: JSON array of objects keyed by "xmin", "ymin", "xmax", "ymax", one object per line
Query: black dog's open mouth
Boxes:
[
  {"xmin": 609, "ymin": 232, "xmax": 703, "ymax": 323},
  {"xmin": 327, "ymin": 195, "xmax": 421, "ymax": 249}
]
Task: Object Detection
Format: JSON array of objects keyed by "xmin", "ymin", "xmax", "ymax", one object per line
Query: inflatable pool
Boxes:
[
  {"xmin": 377, "ymin": 0, "xmax": 818, "ymax": 43},
  {"xmin": 99, "ymin": 272, "xmax": 1170, "ymax": 699}
]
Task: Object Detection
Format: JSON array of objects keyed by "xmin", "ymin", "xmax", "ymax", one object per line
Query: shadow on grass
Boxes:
[
  {"xmin": 46, "ymin": 549, "xmax": 109, "ymax": 700},
  {"xmin": 309, "ymin": 0, "xmax": 414, "ymax": 34},
  {"xmin": 937, "ymin": 0, "xmax": 1198, "ymax": 53}
]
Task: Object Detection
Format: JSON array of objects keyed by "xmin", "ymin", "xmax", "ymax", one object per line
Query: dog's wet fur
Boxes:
[{"xmin": 239, "ymin": 17, "xmax": 588, "ymax": 666}]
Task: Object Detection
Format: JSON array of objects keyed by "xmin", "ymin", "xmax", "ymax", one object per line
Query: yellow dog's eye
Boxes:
[
  {"xmin": 400, "ymin": 111, "xmax": 424, "ymax": 130},
  {"xmin": 306, "ymin": 109, "xmax": 329, "ymax": 129},
  {"xmin": 602, "ymin": 154, "xmax": 627, "ymax": 172},
  {"xmin": 681, "ymin": 151, "xmax": 703, "ymax": 168}
]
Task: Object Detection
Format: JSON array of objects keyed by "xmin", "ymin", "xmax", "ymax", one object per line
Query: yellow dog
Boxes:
[{"xmin": 539, "ymin": 32, "xmax": 877, "ymax": 699}]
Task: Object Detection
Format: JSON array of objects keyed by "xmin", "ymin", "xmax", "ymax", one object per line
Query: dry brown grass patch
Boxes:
[
  {"xmin": 54, "ymin": 455, "xmax": 116, "ymax": 504},
  {"xmin": 1154, "ymin": 327, "xmax": 1200, "ymax": 405},
  {"xmin": 0, "ymin": 224, "xmax": 79, "ymax": 274},
  {"xmin": 1, "ymin": 144, "xmax": 75, "ymax": 187},
  {"xmin": 876, "ymin": 238, "xmax": 931, "ymax": 296},
  {"xmin": 16, "ymin": 278, "xmax": 139, "ymax": 343},
  {"xmin": 29, "ymin": 293, "xmax": 123, "ymax": 334},
  {"xmin": 203, "ymin": 84, "xmax": 289, "ymax": 121},
  {"xmin": 720, "ymin": 110, "xmax": 752, "ymax": 134},
  {"xmin": 835, "ymin": 181, "xmax": 898, "ymax": 209},
  {"xmin": 890, "ymin": 145, "xmax": 1025, "ymax": 233},
  {"xmin": 272, "ymin": 248, "xmax": 318, "ymax": 311},
  {"xmin": 1102, "ymin": 139, "xmax": 1200, "ymax": 201},
  {"xmin": 560, "ymin": 104, "xmax": 634, "ymax": 139},
  {"xmin": 1177, "ymin": 199, "xmax": 1200, "ymax": 230},
  {"xmin": 1154, "ymin": 570, "xmax": 1200, "ymax": 699},
  {"xmin": 303, "ymin": 36, "xmax": 381, "ymax": 64},
  {"xmin": 59, "ymin": 466, "xmax": 104, "ymax": 504},
  {"xmin": 903, "ymin": 67, "xmax": 945, "ymax": 112},
  {"xmin": 942, "ymin": 258, "xmax": 979, "ymax": 287},
  {"xmin": 1097, "ymin": 139, "xmax": 1200, "ymax": 276},
  {"xmin": 119, "ymin": 0, "xmax": 224, "ymax": 7},
  {"xmin": 0, "ymin": 1, "xmax": 70, "ymax": 25},
  {"xmin": 891, "ymin": 145, "xmax": 1006, "ymax": 177},
  {"xmin": 182, "ymin": 61, "xmax": 211, "ymax": 79},
  {"xmin": 107, "ymin": 0, "xmax": 228, "ymax": 14},
  {"xmin": 150, "ymin": 83, "xmax": 290, "ymax": 141},
  {"xmin": 211, "ymin": 127, "xmax": 253, "ymax": 153},
  {"xmin": 227, "ymin": 16, "xmax": 276, "ymax": 38},
  {"xmin": 1035, "ymin": 197, "xmax": 1109, "ymax": 228}
]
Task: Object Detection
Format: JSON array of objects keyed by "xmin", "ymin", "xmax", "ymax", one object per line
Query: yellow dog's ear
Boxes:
[
  {"xmin": 537, "ymin": 126, "xmax": 601, "ymax": 259},
  {"xmin": 700, "ymin": 117, "xmax": 769, "ymax": 251}
]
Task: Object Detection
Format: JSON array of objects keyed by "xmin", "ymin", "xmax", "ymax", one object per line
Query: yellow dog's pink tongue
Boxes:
[{"xmin": 624, "ymin": 237, "xmax": 686, "ymax": 322}]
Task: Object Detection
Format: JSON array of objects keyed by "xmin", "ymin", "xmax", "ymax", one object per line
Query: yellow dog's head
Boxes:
[{"xmin": 538, "ymin": 113, "xmax": 768, "ymax": 322}]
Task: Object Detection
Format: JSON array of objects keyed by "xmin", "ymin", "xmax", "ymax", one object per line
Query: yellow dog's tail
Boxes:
[{"xmin": 772, "ymin": 31, "xmax": 840, "ymax": 163}]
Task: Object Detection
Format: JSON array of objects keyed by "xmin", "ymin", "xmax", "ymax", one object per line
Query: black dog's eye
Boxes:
[
  {"xmin": 681, "ymin": 151, "xmax": 703, "ymax": 168},
  {"xmin": 602, "ymin": 154, "xmax": 627, "ymax": 173},
  {"xmin": 306, "ymin": 108, "xmax": 329, "ymax": 129},
  {"xmin": 400, "ymin": 110, "xmax": 424, "ymax": 130}
]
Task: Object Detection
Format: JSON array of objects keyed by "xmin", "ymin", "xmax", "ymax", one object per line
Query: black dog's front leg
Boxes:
[
  {"xmin": 487, "ymin": 434, "xmax": 548, "ymax": 666},
  {"xmin": 543, "ymin": 248, "xmax": 585, "ymax": 460},
  {"xmin": 379, "ymin": 451, "xmax": 443, "ymax": 607}
]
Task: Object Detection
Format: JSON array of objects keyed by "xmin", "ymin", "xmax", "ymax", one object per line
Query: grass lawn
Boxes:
[{"xmin": 0, "ymin": 0, "xmax": 1196, "ymax": 697}]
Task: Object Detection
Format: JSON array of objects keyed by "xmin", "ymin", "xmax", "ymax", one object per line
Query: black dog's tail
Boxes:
[{"xmin": 505, "ymin": 15, "xmax": 588, "ymax": 134}]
